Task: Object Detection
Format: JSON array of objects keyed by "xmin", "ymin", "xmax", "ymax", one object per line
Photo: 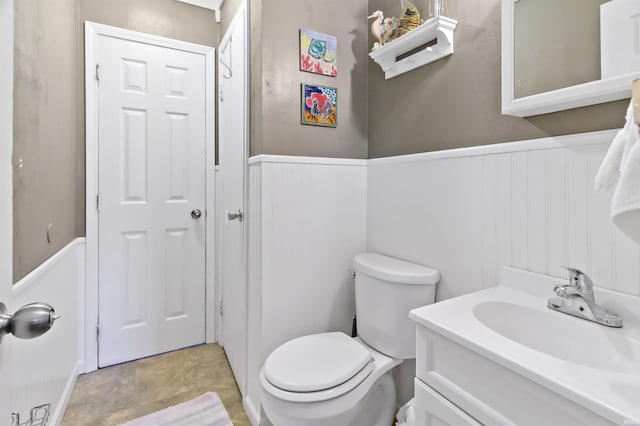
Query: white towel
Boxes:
[{"xmin": 595, "ymin": 99, "xmax": 640, "ymax": 243}]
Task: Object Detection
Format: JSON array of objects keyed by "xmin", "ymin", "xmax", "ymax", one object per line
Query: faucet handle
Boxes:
[
  {"xmin": 553, "ymin": 284, "xmax": 570, "ymax": 297},
  {"xmin": 560, "ymin": 266, "xmax": 595, "ymax": 301},
  {"xmin": 561, "ymin": 266, "xmax": 585, "ymax": 286},
  {"xmin": 553, "ymin": 284, "xmax": 581, "ymax": 298},
  {"xmin": 561, "ymin": 265, "xmax": 584, "ymax": 276}
]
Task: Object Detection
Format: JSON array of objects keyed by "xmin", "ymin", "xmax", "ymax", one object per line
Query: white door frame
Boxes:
[{"xmin": 85, "ymin": 22, "xmax": 216, "ymax": 373}]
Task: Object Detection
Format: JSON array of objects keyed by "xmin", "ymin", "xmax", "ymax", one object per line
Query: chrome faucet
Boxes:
[{"xmin": 547, "ymin": 266, "xmax": 622, "ymax": 328}]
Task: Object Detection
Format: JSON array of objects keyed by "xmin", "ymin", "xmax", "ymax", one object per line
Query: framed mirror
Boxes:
[{"xmin": 502, "ymin": 0, "xmax": 640, "ymax": 117}]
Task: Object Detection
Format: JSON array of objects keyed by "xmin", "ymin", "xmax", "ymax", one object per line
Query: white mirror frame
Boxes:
[{"xmin": 501, "ymin": 0, "xmax": 640, "ymax": 117}]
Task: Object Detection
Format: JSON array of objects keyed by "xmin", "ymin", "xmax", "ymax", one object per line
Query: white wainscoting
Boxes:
[
  {"xmin": 368, "ymin": 129, "xmax": 640, "ymax": 302},
  {"xmin": 245, "ymin": 159, "xmax": 263, "ymax": 425},
  {"xmin": 11, "ymin": 238, "xmax": 85, "ymax": 425},
  {"xmin": 246, "ymin": 155, "xmax": 368, "ymax": 424}
]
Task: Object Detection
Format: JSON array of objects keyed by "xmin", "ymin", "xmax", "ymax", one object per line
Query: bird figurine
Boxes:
[
  {"xmin": 397, "ymin": 0, "xmax": 422, "ymax": 38},
  {"xmin": 367, "ymin": 10, "xmax": 398, "ymax": 50},
  {"xmin": 382, "ymin": 17, "xmax": 399, "ymax": 46}
]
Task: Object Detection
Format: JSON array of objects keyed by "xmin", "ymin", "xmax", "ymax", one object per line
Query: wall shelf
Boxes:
[{"xmin": 369, "ymin": 15, "xmax": 457, "ymax": 79}]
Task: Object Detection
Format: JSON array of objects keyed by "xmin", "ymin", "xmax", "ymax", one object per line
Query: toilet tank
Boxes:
[{"xmin": 354, "ymin": 253, "xmax": 439, "ymax": 359}]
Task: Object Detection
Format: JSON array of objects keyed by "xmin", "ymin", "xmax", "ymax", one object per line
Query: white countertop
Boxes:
[{"xmin": 409, "ymin": 267, "xmax": 640, "ymax": 424}]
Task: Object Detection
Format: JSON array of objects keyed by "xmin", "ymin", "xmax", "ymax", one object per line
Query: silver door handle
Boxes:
[
  {"xmin": 227, "ymin": 209, "xmax": 244, "ymax": 222},
  {"xmin": 0, "ymin": 302, "xmax": 61, "ymax": 343},
  {"xmin": 191, "ymin": 209, "xmax": 202, "ymax": 219}
]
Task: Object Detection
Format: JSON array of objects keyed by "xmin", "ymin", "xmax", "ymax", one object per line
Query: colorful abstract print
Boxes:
[
  {"xmin": 301, "ymin": 84, "xmax": 337, "ymax": 127},
  {"xmin": 300, "ymin": 29, "xmax": 337, "ymax": 77}
]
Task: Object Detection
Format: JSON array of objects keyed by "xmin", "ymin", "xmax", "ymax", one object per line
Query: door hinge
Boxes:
[
  {"xmin": 219, "ymin": 301, "xmax": 223, "ymax": 316},
  {"xmin": 95, "ymin": 64, "xmax": 100, "ymax": 82},
  {"xmin": 96, "ymin": 325, "xmax": 101, "ymax": 341},
  {"xmin": 96, "ymin": 194, "xmax": 100, "ymax": 211}
]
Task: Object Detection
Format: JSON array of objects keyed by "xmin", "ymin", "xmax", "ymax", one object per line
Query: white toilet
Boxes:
[{"xmin": 260, "ymin": 253, "xmax": 440, "ymax": 426}]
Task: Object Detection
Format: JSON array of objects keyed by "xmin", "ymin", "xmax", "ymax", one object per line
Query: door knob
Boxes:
[
  {"xmin": 0, "ymin": 302, "xmax": 60, "ymax": 343},
  {"xmin": 227, "ymin": 209, "xmax": 244, "ymax": 222},
  {"xmin": 191, "ymin": 209, "xmax": 202, "ymax": 219}
]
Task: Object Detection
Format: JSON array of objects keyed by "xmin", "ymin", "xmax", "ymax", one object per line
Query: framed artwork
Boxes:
[
  {"xmin": 301, "ymin": 83, "xmax": 337, "ymax": 128},
  {"xmin": 299, "ymin": 29, "xmax": 337, "ymax": 77}
]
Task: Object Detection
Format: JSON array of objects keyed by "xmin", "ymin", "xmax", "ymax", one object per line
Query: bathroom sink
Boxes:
[
  {"xmin": 473, "ymin": 300, "xmax": 640, "ymax": 373},
  {"xmin": 409, "ymin": 267, "xmax": 640, "ymax": 425}
]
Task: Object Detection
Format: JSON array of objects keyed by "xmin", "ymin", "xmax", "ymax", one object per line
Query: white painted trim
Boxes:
[
  {"xmin": 85, "ymin": 22, "xmax": 216, "ymax": 372},
  {"xmin": 48, "ymin": 361, "xmax": 83, "ymax": 426},
  {"xmin": 501, "ymin": 0, "xmax": 515, "ymax": 117},
  {"xmin": 247, "ymin": 130, "xmax": 618, "ymax": 168},
  {"xmin": 12, "ymin": 238, "xmax": 86, "ymax": 296},
  {"xmin": 205, "ymin": 45, "xmax": 217, "ymax": 344},
  {"xmin": 85, "ymin": 21, "xmax": 216, "ymax": 55},
  {"xmin": 501, "ymin": 0, "xmax": 640, "ymax": 117},
  {"xmin": 84, "ymin": 21, "xmax": 99, "ymax": 373},
  {"xmin": 368, "ymin": 129, "xmax": 619, "ymax": 165},
  {"xmin": 214, "ymin": 167, "xmax": 223, "ymax": 343},
  {"xmin": 243, "ymin": 395, "xmax": 261, "ymax": 426},
  {"xmin": 248, "ymin": 155, "xmax": 368, "ymax": 166},
  {"xmin": 241, "ymin": 0, "xmax": 251, "ymax": 396}
]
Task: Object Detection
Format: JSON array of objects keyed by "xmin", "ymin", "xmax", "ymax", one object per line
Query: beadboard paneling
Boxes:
[
  {"xmin": 253, "ymin": 156, "xmax": 368, "ymax": 356},
  {"xmin": 11, "ymin": 238, "xmax": 85, "ymax": 425},
  {"xmin": 246, "ymin": 156, "xmax": 367, "ymax": 424},
  {"xmin": 368, "ymin": 130, "xmax": 640, "ymax": 300}
]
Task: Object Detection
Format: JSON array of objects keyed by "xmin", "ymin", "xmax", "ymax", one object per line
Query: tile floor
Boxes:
[{"xmin": 61, "ymin": 344, "xmax": 251, "ymax": 425}]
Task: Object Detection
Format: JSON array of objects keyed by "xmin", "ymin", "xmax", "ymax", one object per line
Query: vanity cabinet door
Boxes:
[{"xmin": 415, "ymin": 379, "xmax": 481, "ymax": 426}]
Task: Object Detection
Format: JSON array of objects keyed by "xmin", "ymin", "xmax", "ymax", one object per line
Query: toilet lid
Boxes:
[{"xmin": 263, "ymin": 332, "xmax": 372, "ymax": 393}]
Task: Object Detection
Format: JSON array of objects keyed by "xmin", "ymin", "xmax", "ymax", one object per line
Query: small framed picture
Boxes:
[
  {"xmin": 301, "ymin": 83, "xmax": 337, "ymax": 128},
  {"xmin": 300, "ymin": 29, "xmax": 337, "ymax": 77}
]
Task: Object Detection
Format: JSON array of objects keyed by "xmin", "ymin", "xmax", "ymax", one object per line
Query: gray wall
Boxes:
[
  {"xmin": 14, "ymin": 0, "xmax": 630, "ymax": 279},
  {"xmin": 220, "ymin": 0, "xmax": 243, "ymax": 38},
  {"xmin": 367, "ymin": 0, "xmax": 628, "ymax": 158},
  {"xmin": 13, "ymin": 0, "xmax": 218, "ymax": 281},
  {"xmin": 80, "ymin": 0, "xmax": 218, "ymax": 46},
  {"xmin": 250, "ymin": 0, "xmax": 369, "ymax": 158},
  {"xmin": 13, "ymin": 0, "xmax": 79, "ymax": 282}
]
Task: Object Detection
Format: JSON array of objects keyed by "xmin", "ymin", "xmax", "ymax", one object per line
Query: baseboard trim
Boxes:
[
  {"xmin": 48, "ymin": 361, "xmax": 82, "ymax": 426},
  {"xmin": 243, "ymin": 395, "xmax": 262, "ymax": 426}
]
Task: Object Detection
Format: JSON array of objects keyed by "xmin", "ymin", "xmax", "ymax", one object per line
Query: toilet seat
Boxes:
[
  {"xmin": 261, "ymin": 362, "xmax": 373, "ymax": 403},
  {"xmin": 261, "ymin": 332, "xmax": 375, "ymax": 403},
  {"xmin": 260, "ymin": 335, "xmax": 403, "ymax": 426}
]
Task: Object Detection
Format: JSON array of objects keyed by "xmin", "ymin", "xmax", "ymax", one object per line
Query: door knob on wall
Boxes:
[
  {"xmin": 191, "ymin": 209, "xmax": 202, "ymax": 219},
  {"xmin": 0, "ymin": 302, "xmax": 60, "ymax": 343}
]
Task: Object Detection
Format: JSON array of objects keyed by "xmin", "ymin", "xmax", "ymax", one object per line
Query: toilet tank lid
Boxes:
[{"xmin": 354, "ymin": 253, "xmax": 440, "ymax": 285}]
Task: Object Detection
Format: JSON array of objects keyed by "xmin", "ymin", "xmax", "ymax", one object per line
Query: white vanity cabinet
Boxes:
[
  {"xmin": 414, "ymin": 378, "xmax": 480, "ymax": 426},
  {"xmin": 409, "ymin": 267, "xmax": 640, "ymax": 426},
  {"xmin": 413, "ymin": 326, "xmax": 613, "ymax": 426},
  {"xmin": 408, "ymin": 267, "xmax": 640, "ymax": 426}
]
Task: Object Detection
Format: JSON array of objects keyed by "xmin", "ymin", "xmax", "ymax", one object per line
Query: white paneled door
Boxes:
[
  {"xmin": 219, "ymin": 5, "xmax": 248, "ymax": 394},
  {"xmin": 97, "ymin": 34, "xmax": 206, "ymax": 367}
]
